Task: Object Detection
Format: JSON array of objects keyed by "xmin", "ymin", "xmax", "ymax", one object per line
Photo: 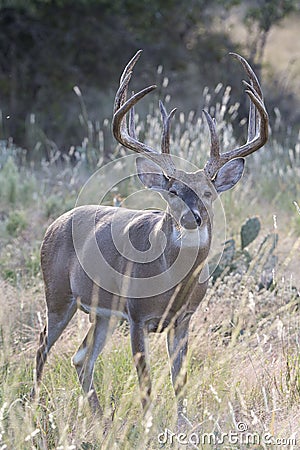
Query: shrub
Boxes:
[{"xmin": 5, "ymin": 211, "xmax": 27, "ymax": 237}]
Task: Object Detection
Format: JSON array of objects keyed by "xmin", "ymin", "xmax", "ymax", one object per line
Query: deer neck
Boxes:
[{"xmin": 160, "ymin": 208, "xmax": 212, "ymax": 259}]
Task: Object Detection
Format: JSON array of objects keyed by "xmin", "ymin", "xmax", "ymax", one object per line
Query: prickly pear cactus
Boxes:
[
  {"xmin": 209, "ymin": 239, "xmax": 235, "ymax": 283},
  {"xmin": 209, "ymin": 215, "xmax": 278, "ymax": 290},
  {"xmin": 240, "ymin": 217, "xmax": 261, "ymax": 250}
]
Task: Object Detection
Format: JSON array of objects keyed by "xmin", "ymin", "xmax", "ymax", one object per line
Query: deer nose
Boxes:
[
  {"xmin": 194, "ymin": 213, "xmax": 202, "ymax": 226},
  {"xmin": 180, "ymin": 211, "xmax": 202, "ymax": 229}
]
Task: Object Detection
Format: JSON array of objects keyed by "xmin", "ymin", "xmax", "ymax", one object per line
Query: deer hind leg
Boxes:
[
  {"xmin": 130, "ymin": 322, "xmax": 151, "ymax": 414},
  {"xmin": 31, "ymin": 297, "xmax": 77, "ymax": 400},
  {"xmin": 167, "ymin": 317, "xmax": 190, "ymax": 430},
  {"xmin": 72, "ymin": 315, "xmax": 117, "ymax": 414}
]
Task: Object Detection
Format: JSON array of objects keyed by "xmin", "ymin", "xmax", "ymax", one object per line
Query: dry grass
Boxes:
[{"xmin": 0, "ymin": 240, "xmax": 299, "ymax": 449}]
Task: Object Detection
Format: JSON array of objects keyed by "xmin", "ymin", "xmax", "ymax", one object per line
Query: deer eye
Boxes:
[
  {"xmin": 204, "ymin": 191, "xmax": 212, "ymax": 199},
  {"xmin": 169, "ymin": 188, "xmax": 178, "ymax": 196}
]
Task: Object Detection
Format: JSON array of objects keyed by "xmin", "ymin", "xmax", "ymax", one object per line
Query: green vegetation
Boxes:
[
  {"xmin": 0, "ymin": 0, "xmax": 299, "ymax": 156},
  {"xmin": 6, "ymin": 210, "xmax": 27, "ymax": 237}
]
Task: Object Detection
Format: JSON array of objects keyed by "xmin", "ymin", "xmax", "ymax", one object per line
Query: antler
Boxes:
[
  {"xmin": 203, "ymin": 53, "xmax": 269, "ymax": 180},
  {"xmin": 112, "ymin": 50, "xmax": 176, "ymax": 174}
]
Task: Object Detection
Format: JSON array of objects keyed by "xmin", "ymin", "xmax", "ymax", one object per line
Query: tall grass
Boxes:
[
  {"xmin": 0, "ymin": 260, "xmax": 299, "ymax": 448},
  {"xmin": 0, "ymin": 84, "xmax": 300, "ymax": 448}
]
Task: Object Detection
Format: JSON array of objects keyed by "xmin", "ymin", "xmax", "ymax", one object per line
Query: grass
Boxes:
[
  {"xmin": 0, "ymin": 84, "xmax": 300, "ymax": 448},
  {"xmin": 0, "ymin": 265, "xmax": 299, "ymax": 448}
]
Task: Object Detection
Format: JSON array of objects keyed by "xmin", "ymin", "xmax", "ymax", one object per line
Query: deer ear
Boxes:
[
  {"xmin": 213, "ymin": 158, "xmax": 245, "ymax": 193},
  {"xmin": 136, "ymin": 157, "xmax": 168, "ymax": 190}
]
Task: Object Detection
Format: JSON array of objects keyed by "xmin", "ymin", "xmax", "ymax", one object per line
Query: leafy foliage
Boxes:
[
  {"xmin": 0, "ymin": 0, "xmax": 299, "ymax": 157},
  {"xmin": 245, "ymin": 0, "xmax": 298, "ymax": 32},
  {"xmin": 244, "ymin": 0, "xmax": 299, "ymax": 65}
]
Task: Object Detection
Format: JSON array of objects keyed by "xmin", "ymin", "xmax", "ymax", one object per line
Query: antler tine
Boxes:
[
  {"xmin": 113, "ymin": 50, "xmax": 142, "ymax": 116},
  {"xmin": 204, "ymin": 53, "xmax": 269, "ymax": 180},
  {"xmin": 112, "ymin": 50, "xmax": 176, "ymax": 175},
  {"xmin": 120, "ymin": 49, "xmax": 143, "ymax": 85},
  {"xmin": 112, "ymin": 50, "xmax": 157, "ymax": 154},
  {"xmin": 159, "ymin": 101, "xmax": 177, "ymax": 154},
  {"xmin": 202, "ymin": 110, "xmax": 222, "ymax": 179},
  {"xmin": 243, "ymin": 80, "xmax": 257, "ymax": 142},
  {"xmin": 202, "ymin": 110, "xmax": 220, "ymax": 158},
  {"xmin": 230, "ymin": 52, "xmax": 263, "ymax": 144},
  {"xmin": 113, "ymin": 84, "xmax": 157, "ymax": 145},
  {"xmin": 229, "ymin": 53, "xmax": 262, "ymax": 98}
]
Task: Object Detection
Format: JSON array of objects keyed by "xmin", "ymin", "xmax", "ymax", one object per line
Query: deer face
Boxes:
[{"xmin": 136, "ymin": 156, "xmax": 245, "ymax": 231}]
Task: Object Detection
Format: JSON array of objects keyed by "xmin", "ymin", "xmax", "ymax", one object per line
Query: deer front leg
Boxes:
[
  {"xmin": 72, "ymin": 316, "xmax": 117, "ymax": 414},
  {"xmin": 167, "ymin": 316, "xmax": 191, "ymax": 428},
  {"xmin": 130, "ymin": 322, "xmax": 151, "ymax": 414}
]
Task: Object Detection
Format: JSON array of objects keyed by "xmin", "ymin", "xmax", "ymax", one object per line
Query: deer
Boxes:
[{"xmin": 31, "ymin": 50, "xmax": 268, "ymax": 426}]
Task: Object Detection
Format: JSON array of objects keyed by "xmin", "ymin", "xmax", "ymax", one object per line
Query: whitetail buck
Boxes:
[{"xmin": 32, "ymin": 50, "xmax": 268, "ymax": 424}]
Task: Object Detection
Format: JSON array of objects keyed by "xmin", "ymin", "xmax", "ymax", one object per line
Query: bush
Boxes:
[{"xmin": 5, "ymin": 211, "xmax": 27, "ymax": 237}]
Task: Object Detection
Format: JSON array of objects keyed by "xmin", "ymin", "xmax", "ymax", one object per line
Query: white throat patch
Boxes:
[{"xmin": 180, "ymin": 226, "xmax": 209, "ymax": 249}]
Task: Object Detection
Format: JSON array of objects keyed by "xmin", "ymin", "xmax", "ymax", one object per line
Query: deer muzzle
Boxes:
[{"xmin": 180, "ymin": 209, "xmax": 202, "ymax": 230}]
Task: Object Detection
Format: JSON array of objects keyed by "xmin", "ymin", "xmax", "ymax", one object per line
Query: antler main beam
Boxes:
[
  {"xmin": 203, "ymin": 53, "xmax": 269, "ymax": 180},
  {"xmin": 112, "ymin": 50, "xmax": 176, "ymax": 174}
]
